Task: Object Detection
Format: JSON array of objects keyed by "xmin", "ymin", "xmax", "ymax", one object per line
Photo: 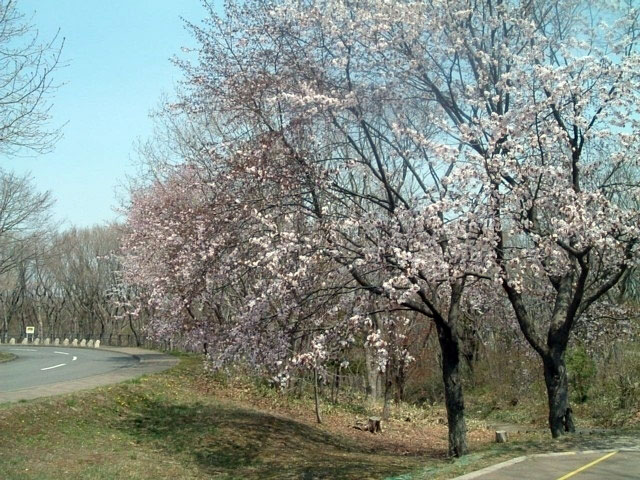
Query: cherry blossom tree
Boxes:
[
  {"xmin": 124, "ymin": 4, "xmax": 494, "ymax": 458},
  {"xmin": 123, "ymin": 0, "xmax": 639, "ymax": 455},
  {"xmin": 375, "ymin": 0, "xmax": 640, "ymax": 437}
]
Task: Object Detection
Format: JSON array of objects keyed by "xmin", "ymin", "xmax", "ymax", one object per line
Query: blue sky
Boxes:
[{"xmin": 4, "ymin": 1, "xmax": 209, "ymax": 228}]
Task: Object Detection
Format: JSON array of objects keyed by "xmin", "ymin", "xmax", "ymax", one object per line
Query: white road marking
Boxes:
[
  {"xmin": 41, "ymin": 363, "xmax": 66, "ymax": 371},
  {"xmin": 54, "ymin": 351, "xmax": 69, "ymax": 355},
  {"xmin": 10, "ymin": 348, "xmax": 37, "ymax": 351},
  {"xmin": 72, "ymin": 356, "xmax": 77, "ymax": 361}
]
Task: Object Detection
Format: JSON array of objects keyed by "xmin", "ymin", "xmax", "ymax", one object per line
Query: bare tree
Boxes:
[
  {"xmin": 49, "ymin": 225, "xmax": 126, "ymax": 340},
  {"xmin": 0, "ymin": 169, "xmax": 51, "ymax": 340},
  {"xmin": 0, "ymin": 0, "xmax": 64, "ymax": 156},
  {"xmin": 0, "ymin": 169, "xmax": 52, "ymax": 274}
]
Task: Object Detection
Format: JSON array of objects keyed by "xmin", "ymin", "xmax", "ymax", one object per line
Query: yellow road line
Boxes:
[{"xmin": 555, "ymin": 451, "xmax": 618, "ymax": 480}]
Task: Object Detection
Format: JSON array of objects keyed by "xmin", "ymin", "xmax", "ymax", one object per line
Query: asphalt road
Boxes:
[
  {"xmin": 0, "ymin": 345, "xmax": 138, "ymax": 393},
  {"xmin": 460, "ymin": 450, "xmax": 640, "ymax": 479}
]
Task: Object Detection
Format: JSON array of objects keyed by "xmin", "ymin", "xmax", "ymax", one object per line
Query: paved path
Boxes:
[
  {"xmin": 0, "ymin": 345, "xmax": 178, "ymax": 403},
  {"xmin": 456, "ymin": 449, "xmax": 640, "ymax": 479}
]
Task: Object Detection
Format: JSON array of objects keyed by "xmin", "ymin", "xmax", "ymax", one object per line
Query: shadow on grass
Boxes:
[{"xmin": 117, "ymin": 397, "xmax": 425, "ymax": 479}]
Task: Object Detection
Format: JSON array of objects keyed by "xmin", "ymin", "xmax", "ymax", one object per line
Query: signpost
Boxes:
[{"xmin": 26, "ymin": 326, "xmax": 35, "ymax": 343}]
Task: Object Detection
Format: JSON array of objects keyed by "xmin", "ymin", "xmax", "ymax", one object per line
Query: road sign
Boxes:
[{"xmin": 26, "ymin": 326, "xmax": 35, "ymax": 334}]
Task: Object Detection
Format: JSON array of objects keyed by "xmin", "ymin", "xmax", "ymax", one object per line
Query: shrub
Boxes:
[{"xmin": 566, "ymin": 345, "xmax": 596, "ymax": 403}]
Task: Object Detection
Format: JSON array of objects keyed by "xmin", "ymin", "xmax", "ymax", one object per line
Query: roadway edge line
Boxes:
[{"xmin": 555, "ymin": 451, "xmax": 617, "ymax": 480}]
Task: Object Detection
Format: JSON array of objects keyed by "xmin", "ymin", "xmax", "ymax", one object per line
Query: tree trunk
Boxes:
[
  {"xmin": 364, "ymin": 345, "xmax": 380, "ymax": 404},
  {"xmin": 437, "ymin": 323, "xmax": 468, "ymax": 457},
  {"xmin": 331, "ymin": 365, "xmax": 340, "ymax": 404},
  {"xmin": 129, "ymin": 314, "xmax": 141, "ymax": 346},
  {"xmin": 37, "ymin": 305, "xmax": 44, "ymax": 340},
  {"xmin": 500, "ymin": 271, "xmax": 579, "ymax": 440},
  {"xmin": 313, "ymin": 367, "xmax": 322, "ymax": 424},
  {"xmin": 382, "ymin": 368, "xmax": 393, "ymax": 420},
  {"xmin": 394, "ymin": 356, "xmax": 406, "ymax": 404},
  {"xmin": 2, "ymin": 300, "xmax": 8, "ymax": 343},
  {"xmin": 543, "ymin": 352, "xmax": 575, "ymax": 438}
]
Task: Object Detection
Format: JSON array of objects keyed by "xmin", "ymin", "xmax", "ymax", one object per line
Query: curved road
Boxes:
[{"xmin": 0, "ymin": 345, "xmax": 177, "ymax": 403}]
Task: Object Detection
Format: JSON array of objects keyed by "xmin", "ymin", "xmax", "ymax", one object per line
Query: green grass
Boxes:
[
  {"xmin": 0, "ymin": 351, "xmax": 15, "ymax": 363},
  {"xmin": 0, "ymin": 357, "xmax": 437, "ymax": 479},
  {"xmin": 2, "ymin": 355, "xmax": 634, "ymax": 480}
]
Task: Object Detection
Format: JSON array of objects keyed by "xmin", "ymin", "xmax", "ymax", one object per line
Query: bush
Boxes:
[
  {"xmin": 566, "ymin": 345, "xmax": 596, "ymax": 403},
  {"xmin": 572, "ymin": 342, "xmax": 640, "ymax": 427}
]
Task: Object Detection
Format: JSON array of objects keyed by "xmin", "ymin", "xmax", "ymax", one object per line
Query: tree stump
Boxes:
[
  {"xmin": 495, "ymin": 430, "xmax": 508, "ymax": 443},
  {"xmin": 368, "ymin": 417, "xmax": 382, "ymax": 433}
]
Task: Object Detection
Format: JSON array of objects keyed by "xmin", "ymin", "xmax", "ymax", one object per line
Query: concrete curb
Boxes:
[
  {"xmin": 452, "ymin": 455, "xmax": 528, "ymax": 479},
  {"xmin": 96, "ymin": 347, "xmax": 181, "ymax": 366},
  {"xmin": 452, "ymin": 448, "xmax": 640, "ymax": 479}
]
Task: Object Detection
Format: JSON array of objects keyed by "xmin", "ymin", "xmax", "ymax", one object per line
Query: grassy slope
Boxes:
[
  {"xmin": 0, "ymin": 352, "xmax": 15, "ymax": 363},
  {"xmin": 0, "ymin": 356, "xmax": 431, "ymax": 479},
  {"xmin": 1, "ymin": 355, "xmax": 634, "ymax": 480}
]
